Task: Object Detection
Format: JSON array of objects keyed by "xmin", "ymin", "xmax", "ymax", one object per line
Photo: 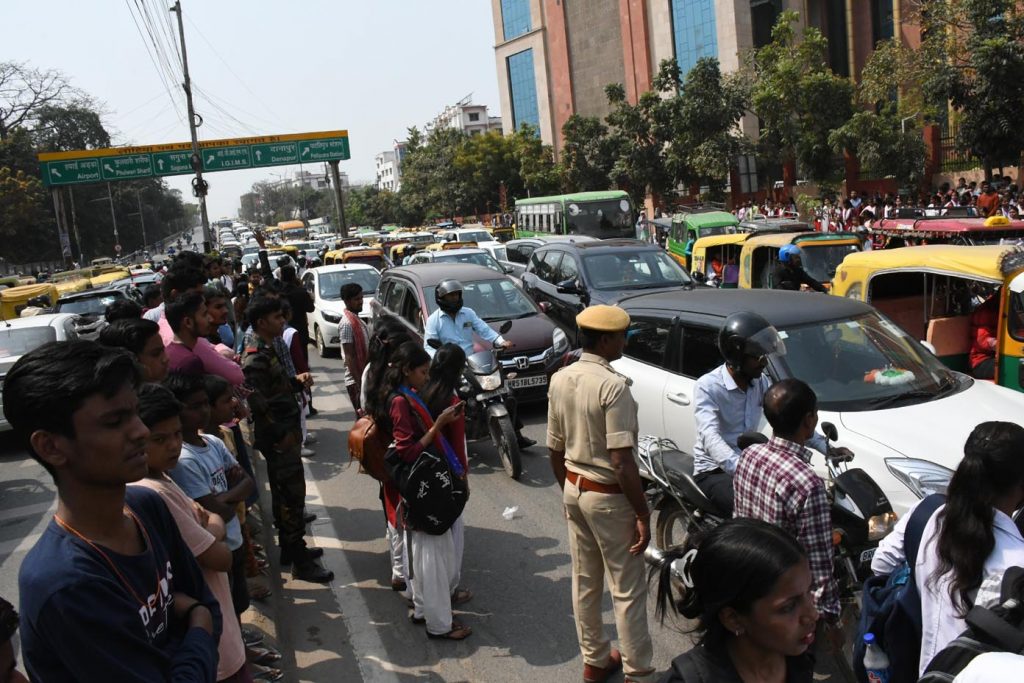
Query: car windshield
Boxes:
[
  {"xmin": 799, "ymin": 243, "xmax": 861, "ymax": 283},
  {"xmin": 425, "ymin": 279, "xmax": 537, "ymax": 321},
  {"xmin": 774, "ymin": 312, "xmax": 961, "ymax": 412},
  {"xmin": 0, "ymin": 327, "xmax": 57, "ymax": 373},
  {"xmin": 57, "ymin": 294, "xmax": 121, "ymax": 316},
  {"xmin": 435, "ymin": 252, "xmax": 504, "ymax": 273},
  {"xmin": 698, "ymin": 225, "xmax": 729, "ymax": 238},
  {"xmin": 458, "ymin": 230, "xmax": 492, "ymax": 243},
  {"xmin": 566, "ymin": 199, "xmax": 634, "ymax": 238},
  {"xmin": 317, "ymin": 270, "xmax": 381, "ymax": 300},
  {"xmin": 581, "ymin": 250, "xmax": 692, "ymax": 290}
]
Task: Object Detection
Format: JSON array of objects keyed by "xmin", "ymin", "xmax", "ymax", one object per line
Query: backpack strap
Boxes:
[{"xmin": 905, "ymin": 493, "xmax": 946, "ymax": 571}]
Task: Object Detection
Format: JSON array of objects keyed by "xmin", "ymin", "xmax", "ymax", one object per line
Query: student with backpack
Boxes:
[{"xmin": 869, "ymin": 421, "xmax": 1024, "ymax": 676}]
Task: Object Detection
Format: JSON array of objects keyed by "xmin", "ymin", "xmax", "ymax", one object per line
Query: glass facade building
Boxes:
[
  {"xmin": 507, "ymin": 49, "xmax": 540, "ymax": 132},
  {"xmin": 670, "ymin": 0, "xmax": 718, "ymax": 76},
  {"xmin": 501, "ymin": 0, "xmax": 532, "ymax": 41}
]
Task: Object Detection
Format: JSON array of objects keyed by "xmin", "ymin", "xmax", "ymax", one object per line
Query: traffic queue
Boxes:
[{"xmin": 2, "ymin": 198, "xmax": 1024, "ymax": 682}]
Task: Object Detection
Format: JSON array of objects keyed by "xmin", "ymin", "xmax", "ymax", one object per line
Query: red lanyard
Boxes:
[{"xmin": 53, "ymin": 508, "xmax": 161, "ymax": 612}]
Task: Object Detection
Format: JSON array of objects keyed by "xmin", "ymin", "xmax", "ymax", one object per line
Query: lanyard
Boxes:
[{"xmin": 53, "ymin": 508, "xmax": 161, "ymax": 613}]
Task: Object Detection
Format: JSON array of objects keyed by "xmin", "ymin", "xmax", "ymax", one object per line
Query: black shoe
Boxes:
[
  {"xmin": 516, "ymin": 435, "xmax": 536, "ymax": 449},
  {"xmin": 307, "ymin": 407, "xmax": 318, "ymax": 417},
  {"xmin": 280, "ymin": 545, "xmax": 325, "ymax": 565},
  {"xmin": 293, "ymin": 561, "xmax": 334, "ymax": 583},
  {"xmin": 303, "ymin": 512, "xmax": 316, "ymax": 524}
]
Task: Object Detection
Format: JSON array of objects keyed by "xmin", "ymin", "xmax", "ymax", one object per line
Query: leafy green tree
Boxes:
[
  {"xmin": 744, "ymin": 10, "xmax": 854, "ymax": 183},
  {"xmin": 511, "ymin": 124, "xmax": 559, "ymax": 198},
  {"xmin": 603, "ymin": 82, "xmax": 675, "ymax": 205},
  {"xmin": 912, "ymin": 0, "xmax": 1024, "ymax": 177},
  {"xmin": 560, "ymin": 115, "xmax": 612, "ymax": 192}
]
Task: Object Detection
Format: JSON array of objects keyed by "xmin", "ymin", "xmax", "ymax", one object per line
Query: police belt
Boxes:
[{"xmin": 566, "ymin": 470, "xmax": 622, "ymax": 495}]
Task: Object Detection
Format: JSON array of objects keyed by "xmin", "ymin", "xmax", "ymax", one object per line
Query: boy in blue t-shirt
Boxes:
[{"xmin": 3, "ymin": 341, "xmax": 221, "ymax": 682}]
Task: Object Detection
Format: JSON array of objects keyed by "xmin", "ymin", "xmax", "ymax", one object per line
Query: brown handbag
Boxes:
[{"xmin": 347, "ymin": 416, "xmax": 391, "ymax": 482}]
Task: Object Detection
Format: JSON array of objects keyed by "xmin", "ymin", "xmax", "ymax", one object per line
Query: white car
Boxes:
[
  {"xmin": 0, "ymin": 313, "xmax": 81, "ymax": 431},
  {"xmin": 438, "ymin": 226, "xmax": 504, "ymax": 258},
  {"xmin": 302, "ymin": 264, "xmax": 380, "ymax": 357},
  {"xmin": 609, "ymin": 289, "xmax": 1024, "ymax": 517},
  {"xmin": 405, "ymin": 248, "xmax": 510, "ymax": 275}
]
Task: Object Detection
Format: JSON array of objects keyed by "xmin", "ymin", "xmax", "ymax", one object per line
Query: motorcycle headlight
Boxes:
[
  {"xmin": 551, "ymin": 327, "xmax": 569, "ymax": 356},
  {"xmin": 322, "ymin": 311, "xmax": 341, "ymax": 324},
  {"xmin": 478, "ymin": 370, "xmax": 502, "ymax": 391},
  {"xmin": 885, "ymin": 458, "xmax": 954, "ymax": 499},
  {"xmin": 867, "ymin": 511, "xmax": 898, "ymax": 542}
]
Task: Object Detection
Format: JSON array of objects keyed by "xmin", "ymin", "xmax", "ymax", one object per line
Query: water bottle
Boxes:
[{"xmin": 863, "ymin": 632, "xmax": 891, "ymax": 683}]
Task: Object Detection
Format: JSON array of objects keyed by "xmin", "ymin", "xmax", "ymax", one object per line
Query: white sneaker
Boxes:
[
  {"xmin": 304, "ymin": 433, "xmax": 318, "ymax": 445},
  {"xmin": 301, "ymin": 447, "xmax": 315, "ymax": 457}
]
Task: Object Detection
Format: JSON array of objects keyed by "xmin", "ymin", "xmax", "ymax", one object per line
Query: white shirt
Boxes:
[
  {"xmin": 915, "ymin": 505, "xmax": 1024, "ymax": 675},
  {"xmin": 954, "ymin": 652, "xmax": 1024, "ymax": 682}
]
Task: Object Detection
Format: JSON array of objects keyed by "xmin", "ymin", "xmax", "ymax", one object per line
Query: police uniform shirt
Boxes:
[{"xmin": 547, "ymin": 352, "xmax": 638, "ymax": 485}]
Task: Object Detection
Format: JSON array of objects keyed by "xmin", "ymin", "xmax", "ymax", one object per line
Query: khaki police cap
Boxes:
[{"xmin": 576, "ymin": 304, "xmax": 630, "ymax": 332}]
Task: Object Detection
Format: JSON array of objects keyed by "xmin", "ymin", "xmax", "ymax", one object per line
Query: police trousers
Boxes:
[
  {"xmin": 257, "ymin": 427, "xmax": 307, "ymax": 551},
  {"xmin": 563, "ymin": 478, "xmax": 655, "ymax": 682}
]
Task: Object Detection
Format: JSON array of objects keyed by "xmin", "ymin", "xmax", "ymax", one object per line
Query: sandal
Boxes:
[
  {"xmin": 409, "ymin": 614, "xmax": 426, "ymax": 626},
  {"xmin": 247, "ymin": 644, "xmax": 282, "ymax": 664},
  {"xmin": 426, "ymin": 622, "xmax": 472, "ymax": 641},
  {"xmin": 250, "ymin": 663, "xmax": 283, "ymax": 681},
  {"xmin": 451, "ymin": 588, "xmax": 473, "ymax": 606},
  {"xmin": 249, "ymin": 583, "xmax": 272, "ymax": 601}
]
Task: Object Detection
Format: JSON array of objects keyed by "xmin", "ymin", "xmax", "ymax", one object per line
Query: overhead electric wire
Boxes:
[{"xmin": 123, "ymin": 0, "xmax": 186, "ymax": 127}]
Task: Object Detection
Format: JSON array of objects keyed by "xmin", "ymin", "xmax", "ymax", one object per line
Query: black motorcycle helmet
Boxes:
[
  {"xmin": 435, "ymin": 279, "xmax": 464, "ymax": 315},
  {"xmin": 717, "ymin": 311, "xmax": 786, "ymax": 370}
]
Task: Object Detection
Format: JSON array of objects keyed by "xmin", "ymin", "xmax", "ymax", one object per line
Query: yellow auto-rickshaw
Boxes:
[
  {"xmin": 689, "ymin": 233, "xmax": 749, "ymax": 288},
  {"xmin": 0, "ymin": 283, "xmax": 59, "ymax": 319},
  {"xmin": 89, "ymin": 267, "xmax": 132, "ymax": 288},
  {"xmin": 489, "ymin": 225, "xmax": 516, "ymax": 243},
  {"xmin": 324, "ymin": 246, "xmax": 390, "ymax": 271},
  {"xmin": 50, "ymin": 269, "xmax": 94, "ymax": 296},
  {"xmin": 739, "ymin": 231, "xmax": 862, "ymax": 290},
  {"xmin": 424, "ymin": 241, "xmax": 478, "ymax": 252},
  {"xmin": 832, "ymin": 244, "xmax": 1024, "ymax": 391}
]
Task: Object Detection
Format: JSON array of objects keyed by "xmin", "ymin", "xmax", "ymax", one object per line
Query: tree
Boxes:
[
  {"xmin": 399, "ymin": 126, "xmax": 468, "ymax": 221},
  {"xmin": 511, "ymin": 124, "xmax": 559, "ymax": 198},
  {"xmin": 603, "ymin": 82, "xmax": 675, "ymax": 205},
  {"xmin": 666, "ymin": 57, "xmax": 749, "ymax": 199},
  {"xmin": 560, "ymin": 115, "xmax": 613, "ymax": 192},
  {"xmin": 33, "ymin": 104, "xmax": 111, "ymax": 152},
  {"xmin": 744, "ymin": 11, "xmax": 854, "ymax": 184},
  {"xmin": 0, "ymin": 62, "xmax": 86, "ymax": 141},
  {"xmin": 910, "ymin": 0, "xmax": 1024, "ymax": 177}
]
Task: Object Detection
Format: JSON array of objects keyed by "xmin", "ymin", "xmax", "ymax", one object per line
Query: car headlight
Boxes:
[
  {"xmin": 867, "ymin": 511, "xmax": 898, "ymax": 542},
  {"xmin": 885, "ymin": 458, "xmax": 954, "ymax": 499},
  {"xmin": 551, "ymin": 327, "xmax": 569, "ymax": 356},
  {"xmin": 322, "ymin": 311, "xmax": 341, "ymax": 324},
  {"xmin": 478, "ymin": 370, "xmax": 502, "ymax": 391}
]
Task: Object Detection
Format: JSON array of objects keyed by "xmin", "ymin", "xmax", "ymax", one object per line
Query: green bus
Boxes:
[
  {"xmin": 514, "ymin": 191, "xmax": 635, "ymax": 239},
  {"xmin": 667, "ymin": 210, "xmax": 739, "ymax": 269}
]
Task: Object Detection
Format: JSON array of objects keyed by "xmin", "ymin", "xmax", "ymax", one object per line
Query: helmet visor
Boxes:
[{"xmin": 744, "ymin": 326, "xmax": 786, "ymax": 358}]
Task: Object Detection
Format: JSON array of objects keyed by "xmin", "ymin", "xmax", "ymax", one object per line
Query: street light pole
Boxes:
[
  {"xmin": 107, "ymin": 182, "xmax": 120, "ymax": 249},
  {"xmin": 170, "ymin": 0, "xmax": 211, "ymax": 253},
  {"xmin": 135, "ymin": 188, "xmax": 148, "ymax": 251}
]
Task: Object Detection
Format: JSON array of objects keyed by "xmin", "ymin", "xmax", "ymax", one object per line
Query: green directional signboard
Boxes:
[{"xmin": 38, "ymin": 130, "xmax": 350, "ymax": 187}]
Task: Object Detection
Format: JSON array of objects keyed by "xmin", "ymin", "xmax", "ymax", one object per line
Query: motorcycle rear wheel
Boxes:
[
  {"xmin": 488, "ymin": 414, "xmax": 522, "ymax": 480},
  {"xmin": 655, "ymin": 499, "xmax": 696, "ymax": 551}
]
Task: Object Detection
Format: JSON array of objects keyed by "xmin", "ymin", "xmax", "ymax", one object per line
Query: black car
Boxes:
[
  {"xmin": 371, "ymin": 263, "xmax": 569, "ymax": 402},
  {"xmin": 501, "ymin": 235, "xmax": 598, "ymax": 276},
  {"xmin": 520, "ymin": 239, "xmax": 693, "ymax": 336}
]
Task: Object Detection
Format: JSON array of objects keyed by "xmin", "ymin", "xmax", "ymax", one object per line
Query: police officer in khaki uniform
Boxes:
[{"xmin": 547, "ymin": 305, "xmax": 655, "ymax": 683}]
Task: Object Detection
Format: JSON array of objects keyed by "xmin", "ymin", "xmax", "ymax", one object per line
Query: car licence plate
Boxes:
[{"xmin": 507, "ymin": 375, "xmax": 548, "ymax": 389}]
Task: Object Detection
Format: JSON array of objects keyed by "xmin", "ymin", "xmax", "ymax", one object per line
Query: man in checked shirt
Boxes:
[{"xmin": 732, "ymin": 378, "xmax": 840, "ymax": 622}]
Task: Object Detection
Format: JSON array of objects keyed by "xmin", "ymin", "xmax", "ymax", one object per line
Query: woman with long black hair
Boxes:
[
  {"xmin": 653, "ymin": 518, "xmax": 818, "ymax": 682},
  {"xmin": 915, "ymin": 421, "xmax": 1024, "ymax": 673},
  {"xmin": 372, "ymin": 342, "xmax": 469, "ymax": 640}
]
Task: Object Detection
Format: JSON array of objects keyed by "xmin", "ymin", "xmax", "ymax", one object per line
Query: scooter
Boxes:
[{"xmin": 426, "ymin": 321, "xmax": 522, "ymax": 480}]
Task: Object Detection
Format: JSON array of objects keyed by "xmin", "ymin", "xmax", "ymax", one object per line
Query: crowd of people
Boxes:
[{"xmin": 3, "ymin": 245, "xmax": 1024, "ymax": 682}]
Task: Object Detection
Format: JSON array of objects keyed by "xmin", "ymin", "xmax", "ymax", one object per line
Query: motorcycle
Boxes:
[{"xmin": 426, "ymin": 320, "xmax": 522, "ymax": 480}]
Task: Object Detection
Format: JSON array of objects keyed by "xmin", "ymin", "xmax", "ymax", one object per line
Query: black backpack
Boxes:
[
  {"xmin": 853, "ymin": 493, "xmax": 945, "ymax": 683},
  {"xmin": 919, "ymin": 566, "xmax": 1024, "ymax": 681}
]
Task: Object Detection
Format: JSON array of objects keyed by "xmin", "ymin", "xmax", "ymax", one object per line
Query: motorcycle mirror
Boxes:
[
  {"xmin": 426, "ymin": 338, "xmax": 442, "ymax": 350},
  {"xmin": 821, "ymin": 421, "xmax": 839, "ymax": 442},
  {"xmin": 498, "ymin": 320, "xmax": 513, "ymax": 334}
]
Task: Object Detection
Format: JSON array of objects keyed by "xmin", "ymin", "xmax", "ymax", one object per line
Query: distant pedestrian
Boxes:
[
  {"xmin": 338, "ymin": 283, "xmax": 369, "ymax": 411},
  {"xmin": 547, "ymin": 305, "xmax": 655, "ymax": 682}
]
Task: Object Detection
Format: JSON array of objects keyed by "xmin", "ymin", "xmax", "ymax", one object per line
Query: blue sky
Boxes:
[{"xmin": 2, "ymin": 1, "xmax": 502, "ymax": 217}]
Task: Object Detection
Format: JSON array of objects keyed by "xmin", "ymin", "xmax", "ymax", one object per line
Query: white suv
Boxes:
[{"xmin": 302, "ymin": 264, "xmax": 380, "ymax": 357}]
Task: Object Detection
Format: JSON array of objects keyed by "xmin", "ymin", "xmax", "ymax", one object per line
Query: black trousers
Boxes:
[
  {"xmin": 694, "ymin": 470, "xmax": 735, "ymax": 517},
  {"xmin": 971, "ymin": 357, "xmax": 995, "ymax": 380}
]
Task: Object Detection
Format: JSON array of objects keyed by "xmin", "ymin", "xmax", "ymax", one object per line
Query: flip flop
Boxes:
[
  {"xmin": 249, "ymin": 583, "xmax": 272, "ymax": 601},
  {"xmin": 250, "ymin": 663, "xmax": 283, "ymax": 681},
  {"xmin": 426, "ymin": 622, "xmax": 472, "ymax": 641},
  {"xmin": 451, "ymin": 588, "xmax": 473, "ymax": 606},
  {"xmin": 248, "ymin": 645, "xmax": 282, "ymax": 665}
]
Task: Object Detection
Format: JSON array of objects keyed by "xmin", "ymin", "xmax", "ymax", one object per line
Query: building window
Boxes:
[
  {"xmin": 501, "ymin": 0, "xmax": 531, "ymax": 41},
  {"xmin": 824, "ymin": 0, "xmax": 850, "ymax": 77},
  {"xmin": 871, "ymin": 0, "xmax": 894, "ymax": 45},
  {"xmin": 670, "ymin": 0, "xmax": 718, "ymax": 77},
  {"xmin": 507, "ymin": 49, "xmax": 540, "ymax": 132},
  {"xmin": 750, "ymin": 0, "xmax": 782, "ymax": 49},
  {"xmin": 469, "ymin": 112, "xmax": 480, "ymax": 122}
]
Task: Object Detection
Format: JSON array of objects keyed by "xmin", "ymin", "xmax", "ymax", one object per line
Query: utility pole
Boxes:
[
  {"xmin": 328, "ymin": 160, "xmax": 348, "ymax": 237},
  {"xmin": 325, "ymin": 162, "xmax": 341, "ymax": 229},
  {"xmin": 107, "ymin": 182, "xmax": 120, "ymax": 249},
  {"xmin": 170, "ymin": 0, "xmax": 211, "ymax": 253},
  {"xmin": 135, "ymin": 187, "xmax": 148, "ymax": 251},
  {"xmin": 67, "ymin": 187, "xmax": 84, "ymax": 266}
]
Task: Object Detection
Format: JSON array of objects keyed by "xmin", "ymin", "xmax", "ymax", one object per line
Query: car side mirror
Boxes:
[
  {"xmin": 426, "ymin": 338, "xmax": 442, "ymax": 350},
  {"xmin": 538, "ymin": 301, "xmax": 551, "ymax": 313},
  {"xmin": 502, "ymin": 264, "xmax": 513, "ymax": 274},
  {"xmin": 556, "ymin": 278, "xmax": 581, "ymax": 295},
  {"xmin": 498, "ymin": 320, "xmax": 513, "ymax": 334},
  {"xmin": 821, "ymin": 421, "xmax": 839, "ymax": 442}
]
